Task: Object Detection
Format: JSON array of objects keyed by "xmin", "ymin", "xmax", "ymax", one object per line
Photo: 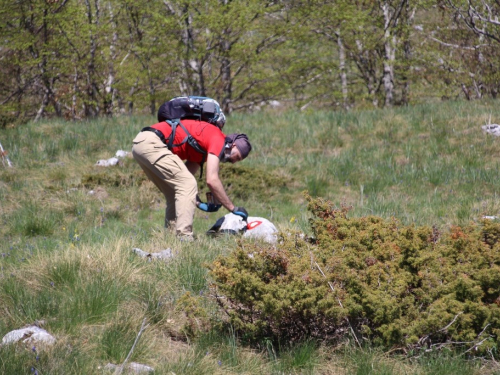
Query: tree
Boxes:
[
  {"xmin": 447, "ymin": 0, "xmax": 500, "ymax": 98},
  {"xmin": 0, "ymin": 0, "xmax": 71, "ymax": 121}
]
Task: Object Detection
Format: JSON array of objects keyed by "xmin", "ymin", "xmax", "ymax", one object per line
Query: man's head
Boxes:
[{"xmin": 222, "ymin": 134, "xmax": 252, "ymax": 163}]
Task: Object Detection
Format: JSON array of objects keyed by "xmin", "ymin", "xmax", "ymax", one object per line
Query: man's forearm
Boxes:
[
  {"xmin": 205, "ymin": 153, "xmax": 235, "ymax": 212},
  {"xmin": 207, "ymin": 178, "xmax": 234, "ymax": 212}
]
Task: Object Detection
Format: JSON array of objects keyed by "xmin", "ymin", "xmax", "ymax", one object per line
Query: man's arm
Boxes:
[{"xmin": 205, "ymin": 153, "xmax": 235, "ymax": 212}]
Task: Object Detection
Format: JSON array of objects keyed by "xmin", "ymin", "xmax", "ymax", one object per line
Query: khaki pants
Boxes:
[{"xmin": 132, "ymin": 130, "xmax": 197, "ymax": 236}]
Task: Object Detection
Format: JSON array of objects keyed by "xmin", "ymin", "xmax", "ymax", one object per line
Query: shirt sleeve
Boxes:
[{"xmin": 200, "ymin": 125, "xmax": 225, "ymax": 156}]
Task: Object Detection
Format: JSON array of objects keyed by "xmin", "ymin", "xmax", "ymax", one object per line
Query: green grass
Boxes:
[{"xmin": 1, "ymin": 100, "xmax": 500, "ymax": 373}]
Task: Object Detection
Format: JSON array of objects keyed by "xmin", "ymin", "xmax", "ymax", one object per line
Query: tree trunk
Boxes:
[
  {"xmin": 34, "ymin": 7, "xmax": 58, "ymax": 121},
  {"xmin": 354, "ymin": 39, "xmax": 378, "ymax": 107},
  {"xmin": 72, "ymin": 68, "xmax": 79, "ymax": 120},
  {"xmin": 128, "ymin": 80, "xmax": 138, "ymax": 115},
  {"xmin": 148, "ymin": 68, "xmax": 156, "ymax": 116},
  {"xmin": 84, "ymin": 0, "xmax": 100, "ymax": 118},
  {"xmin": 337, "ymin": 31, "xmax": 348, "ymax": 110},
  {"xmin": 104, "ymin": 1, "xmax": 118, "ymax": 117},
  {"xmin": 401, "ymin": 2, "xmax": 416, "ymax": 106},
  {"xmin": 221, "ymin": 39, "xmax": 232, "ymax": 114},
  {"xmin": 382, "ymin": 1, "xmax": 394, "ymax": 107}
]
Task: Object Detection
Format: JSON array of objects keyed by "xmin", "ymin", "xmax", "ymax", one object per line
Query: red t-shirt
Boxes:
[{"xmin": 151, "ymin": 119, "xmax": 225, "ymax": 164}]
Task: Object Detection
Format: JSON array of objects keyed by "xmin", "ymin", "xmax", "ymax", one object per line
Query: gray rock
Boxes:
[
  {"xmin": 104, "ymin": 362, "xmax": 154, "ymax": 374},
  {"xmin": 115, "ymin": 150, "xmax": 130, "ymax": 158},
  {"xmin": 482, "ymin": 124, "xmax": 500, "ymax": 136},
  {"xmin": 1, "ymin": 325, "xmax": 56, "ymax": 346},
  {"xmin": 95, "ymin": 150, "xmax": 130, "ymax": 167},
  {"xmin": 96, "ymin": 157, "xmax": 120, "ymax": 167},
  {"xmin": 132, "ymin": 248, "xmax": 174, "ymax": 261}
]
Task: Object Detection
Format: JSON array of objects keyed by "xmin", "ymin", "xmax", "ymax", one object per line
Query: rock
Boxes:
[
  {"xmin": 1, "ymin": 326, "xmax": 56, "ymax": 346},
  {"xmin": 115, "ymin": 150, "xmax": 130, "ymax": 158},
  {"xmin": 482, "ymin": 124, "xmax": 500, "ymax": 136},
  {"xmin": 132, "ymin": 248, "xmax": 174, "ymax": 261},
  {"xmin": 104, "ymin": 362, "xmax": 154, "ymax": 374},
  {"xmin": 95, "ymin": 150, "xmax": 131, "ymax": 167},
  {"xmin": 96, "ymin": 157, "xmax": 120, "ymax": 167}
]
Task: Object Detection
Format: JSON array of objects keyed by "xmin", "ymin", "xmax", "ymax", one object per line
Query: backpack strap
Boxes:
[{"xmin": 165, "ymin": 119, "xmax": 207, "ymax": 179}]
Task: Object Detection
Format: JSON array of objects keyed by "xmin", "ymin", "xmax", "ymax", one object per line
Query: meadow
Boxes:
[{"xmin": 1, "ymin": 99, "xmax": 500, "ymax": 374}]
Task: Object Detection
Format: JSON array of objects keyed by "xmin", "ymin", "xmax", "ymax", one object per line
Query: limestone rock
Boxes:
[
  {"xmin": 115, "ymin": 150, "xmax": 130, "ymax": 158},
  {"xmin": 96, "ymin": 157, "xmax": 120, "ymax": 167},
  {"xmin": 104, "ymin": 362, "xmax": 154, "ymax": 374},
  {"xmin": 132, "ymin": 248, "xmax": 174, "ymax": 260},
  {"xmin": 95, "ymin": 149, "xmax": 131, "ymax": 167},
  {"xmin": 482, "ymin": 124, "xmax": 500, "ymax": 136},
  {"xmin": 1, "ymin": 325, "xmax": 56, "ymax": 346}
]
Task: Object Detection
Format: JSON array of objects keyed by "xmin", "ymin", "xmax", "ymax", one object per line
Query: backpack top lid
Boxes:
[{"xmin": 157, "ymin": 96, "xmax": 226, "ymax": 129}]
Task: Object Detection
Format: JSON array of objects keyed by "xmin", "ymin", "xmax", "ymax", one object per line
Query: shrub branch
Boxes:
[
  {"xmin": 313, "ymin": 256, "xmax": 361, "ymax": 348},
  {"xmin": 114, "ymin": 318, "xmax": 149, "ymax": 375}
]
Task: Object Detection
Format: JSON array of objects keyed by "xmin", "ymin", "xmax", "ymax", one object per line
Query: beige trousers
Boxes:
[{"xmin": 132, "ymin": 130, "xmax": 197, "ymax": 236}]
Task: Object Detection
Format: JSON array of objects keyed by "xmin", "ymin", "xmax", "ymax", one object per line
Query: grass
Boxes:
[{"xmin": 1, "ymin": 99, "xmax": 500, "ymax": 373}]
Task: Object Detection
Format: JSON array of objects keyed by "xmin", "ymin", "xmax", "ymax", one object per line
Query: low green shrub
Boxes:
[
  {"xmin": 209, "ymin": 194, "xmax": 500, "ymax": 355},
  {"xmin": 201, "ymin": 164, "xmax": 291, "ymax": 201}
]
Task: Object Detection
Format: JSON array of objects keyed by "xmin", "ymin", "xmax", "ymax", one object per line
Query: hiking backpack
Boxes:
[
  {"xmin": 157, "ymin": 96, "xmax": 226, "ymax": 129},
  {"xmin": 154, "ymin": 96, "xmax": 226, "ymax": 161},
  {"xmin": 147, "ymin": 96, "xmax": 227, "ymax": 178}
]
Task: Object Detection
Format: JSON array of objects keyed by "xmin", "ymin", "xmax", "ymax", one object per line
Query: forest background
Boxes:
[{"xmin": 1, "ymin": 0, "xmax": 500, "ymax": 125}]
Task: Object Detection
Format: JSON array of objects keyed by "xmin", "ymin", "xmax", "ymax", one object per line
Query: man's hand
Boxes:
[
  {"xmin": 197, "ymin": 202, "xmax": 222, "ymax": 212},
  {"xmin": 232, "ymin": 206, "xmax": 248, "ymax": 220}
]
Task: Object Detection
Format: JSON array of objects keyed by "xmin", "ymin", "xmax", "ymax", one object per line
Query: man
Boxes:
[{"xmin": 132, "ymin": 100, "xmax": 252, "ymax": 240}]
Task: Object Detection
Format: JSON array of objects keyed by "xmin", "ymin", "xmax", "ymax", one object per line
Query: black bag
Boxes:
[
  {"xmin": 157, "ymin": 96, "xmax": 225, "ymax": 129},
  {"xmin": 155, "ymin": 96, "xmax": 226, "ymax": 179}
]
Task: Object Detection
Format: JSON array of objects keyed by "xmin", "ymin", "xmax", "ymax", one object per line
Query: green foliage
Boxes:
[
  {"xmin": 208, "ymin": 164, "xmax": 291, "ymax": 201},
  {"xmin": 0, "ymin": 275, "xmax": 60, "ymax": 328},
  {"xmin": 135, "ymin": 281, "xmax": 171, "ymax": 325},
  {"xmin": 346, "ymin": 348, "xmax": 398, "ymax": 375},
  {"xmin": 4, "ymin": 104, "xmax": 500, "ymax": 372},
  {"xmin": 0, "ymin": 344, "xmax": 36, "ymax": 375},
  {"xmin": 1, "ymin": 266, "xmax": 131, "ymax": 333},
  {"xmin": 4, "ymin": 0, "xmax": 500, "ymax": 120},
  {"xmin": 81, "ymin": 170, "xmax": 145, "ymax": 189},
  {"xmin": 0, "ymin": 342, "xmax": 95, "ymax": 375},
  {"xmin": 8, "ymin": 201, "xmax": 63, "ymax": 237},
  {"xmin": 99, "ymin": 317, "xmax": 149, "ymax": 363},
  {"xmin": 209, "ymin": 235, "xmax": 345, "ymax": 344},
  {"xmin": 210, "ymin": 193, "xmax": 500, "ymax": 354},
  {"xmin": 271, "ymin": 340, "xmax": 320, "ymax": 374},
  {"xmin": 415, "ymin": 350, "xmax": 481, "ymax": 375}
]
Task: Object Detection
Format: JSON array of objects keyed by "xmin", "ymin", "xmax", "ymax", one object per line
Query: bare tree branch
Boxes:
[{"xmin": 114, "ymin": 318, "xmax": 149, "ymax": 375}]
